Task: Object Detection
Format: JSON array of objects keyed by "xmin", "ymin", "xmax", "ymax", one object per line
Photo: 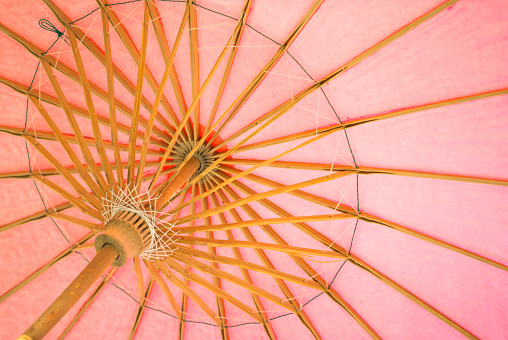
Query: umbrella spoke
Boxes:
[
  {"xmin": 40, "ymin": 59, "xmax": 109, "ymax": 194},
  {"xmin": 210, "ymin": 0, "xmax": 464, "ymax": 153},
  {"xmin": 212, "ymin": 185, "xmax": 321, "ymax": 339},
  {"xmin": 189, "ymin": 2, "xmax": 200, "ymax": 142},
  {"xmin": 135, "ymin": 0, "xmax": 191, "ymax": 191},
  {"xmin": 227, "ymin": 166, "xmax": 508, "ymax": 272},
  {"xmin": 24, "ymin": 135, "xmax": 102, "ymax": 210},
  {"xmin": 171, "ymin": 252, "xmax": 299, "ymax": 313},
  {"xmin": 43, "ymin": 0, "xmax": 179, "ymax": 136},
  {"xmin": 49, "ymin": 212, "xmax": 104, "ymax": 231},
  {"xmin": 57, "ymin": 268, "xmax": 117, "ymax": 340},
  {"xmin": 222, "ymin": 160, "xmax": 508, "ymax": 187},
  {"xmin": 0, "ymin": 22, "xmax": 173, "ymax": 144},
  {"xmin": 198, "ymin": 182, "xmax": 229, "ymax": 339},
  {"xmin": 101, "ymin": 7, "xmax": 123, "ymax": 189},
  {"xmin": 32, "ymin": 175, "xmax": 103, "ymax": 220},
  {"xmin": 175, "ymin": 236, "xmax": 347, "ymax": 259},
  {"xmin": 221, "ymin": 89, "xmax": 508, "ymax": 155},
  {"xmin": 175, "ymin": 170, "xmax": 354, "ymax": 224},
  {"xmin": 67, "ymin": 30, "xmax": 116, "ymax": 189},
  {"xmin": 204, "ymin": 0, "xmax": 253, "ymax": 137},
  {"xmin": 127, "ymin": 1, "xmax": 150, "ymax": 187},
  {"xmin": 0, "ymin": 232, "xmax": 96, "ymax": 304},
  {"xmin": 146, "ymin": 0, "xmax": 189, "ymax": 123},
  {"xmin": 129, "ymin": 277, "xmax": 154, "ymax": 340},
  {"xmin": 144, "ymin": 260, "xmax": 182, "ymax": 319},
  {"xmin": 217, "ymin": 182, "xmax": 380, "ymax": 339},
  {"xmin": 155, "ymin": 260, "xmax": 222, "ymax": 326},
  {"xmin": 163, "ymin": 258, "xmax": 265, "ymax": 324},
  {"xmin": 133, "ymin": 257, "xmax": 146, "ymax": 305}
]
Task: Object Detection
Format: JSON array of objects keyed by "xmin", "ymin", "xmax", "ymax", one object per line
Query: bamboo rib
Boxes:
[
  {"xmin": 189, "ymin": 2, "xmax": 200, "ymax": 142},
  {"xmin": 176, "ymin": 171, "xmax": 354, "ymax": 224},
  {"xmin": 128, "ymin": 2, "xmax": 150, "ymax": 187},
  {"xmin": 0, "ymin": 232, "xmax": 96, "ymax": 304},
  {"xmin": 32, "ymin": 175, "xmax": 103, "ymax": 220},
  {"xmin": 41, "ymin": 0, "xmax": 177, "ymax": 138},
  {"xmin": 101, "ymin": 7, "xmax": 123, "ymax": 188},
  {"xmin": 164, "ymin": 258, "xmax": 265, "ymax": 323},
  {"xmin": 171, "ymin": 252, "xmax": 298, "ymax": 313},
  {"xmin": 144, "ymin": 260, "xmax": 182, "ymax": 319},
  {"xmin": 146, "ymin": 0, "xmax": 189, "ymax": 121},
  {"xmin": 95, "ymin": 0, "xmax": 184, "ymax": 134},
  {"xmin": 0, "ymin": 76, "xmax": 167, "ymax": 148},
  {"xmin": 24, "ymin": 135, "xmax": 102, "ymax": 210},
  {"xmin": 198, "ymin": 182, "xmax": 228, "ymax": 339},
  {"xmin": 155, "ymin": 261, "xmax": 221, "ymax": 326},
  {"xmin": 222, "ymin": 159, "xmax": 508, "ymax": 187},
  {"xmin": 27, "ymin": 96, "xmax": 105, "ymax": 200},
  {"xmin": 218, "ymin": 89, "xmax": 508, "ymax": 156},
  {"xmin": 0, "ymin": 202, "xmax": 73, "ymax": 234},
  {"xmin": 48, "ymin": 213, "xmax": 103, "ymax": 231},
  {"xmin": 211, "ymin": 0, "xmax": 463, "ymax": 153},
  {"xmin": 204, "ymin": 0, "xmax": 253, "ymax": 136},
  {"xmin": 217, "ymin": 173, "xmax": 478, "ymax": 338},
  {"xmin": 0, "ymin": 124, "xmax": 165, "ymax": 157},
  {"xmin": 40, "ymin": 59, "xmax": 108, "ymax": 194},
  {"xmin": 173, "ymin": 214, "xmax": 355, "ymax": 233},
  {"xmin": 222, "ymin": 166, "xmax": 508, "ymax": 272},
  {"xmin": 133, "ymin": 257, "xmax": 145, "ymax": 305},
  {"xmin": 129, "ymin": 278, "xmax": 154, "ymax": 340},
  {"xmin": 135, "ymin": 1, "xmax": 191, "ymax": 190},
  {"xmin": 175, "ymin": 235, "xmax": 347, "ymax": 259},
  {"xmin": 205, "ymin": 184, "xmax": 276, "ymax": 340},
  {"xmin": 57, "ymin": 268, "xmax": 117, "ymax": 340},
  {"xmin": 67, "ymin": 30, "xmax": 116, "ymax": 189},
  {"xmin": 217, "ymin": 182, "xmax": 379, "ymax": 339}
]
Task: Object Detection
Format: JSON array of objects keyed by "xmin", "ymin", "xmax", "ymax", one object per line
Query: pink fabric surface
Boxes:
[{"xmin": 0, "ymin": 0, "xmax": 507, "ymax": 339}]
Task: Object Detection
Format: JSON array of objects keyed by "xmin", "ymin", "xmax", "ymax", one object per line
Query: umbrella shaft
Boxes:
[{"xmin": 20, "ymin": 244, "xmax": 118, "ymax": 340}]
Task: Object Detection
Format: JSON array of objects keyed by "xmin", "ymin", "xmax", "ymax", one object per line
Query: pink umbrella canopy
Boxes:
[{"xmin": 0, "ymin": 0, "xmax": 507, "ymax": 338}]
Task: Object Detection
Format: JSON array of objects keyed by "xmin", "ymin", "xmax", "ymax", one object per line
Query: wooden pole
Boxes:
[
  {"xmin": 155, "ymin": 157, "xmax": 201, "ymax": 211},
  {"xmin": 20, "ymin": 244, "xmax": 119, "ymax": 340}
]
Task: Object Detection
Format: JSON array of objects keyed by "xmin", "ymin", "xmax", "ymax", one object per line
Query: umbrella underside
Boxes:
[{"xmin": 0, "ymin": 0, "xmax": 507, "ymax": 339}]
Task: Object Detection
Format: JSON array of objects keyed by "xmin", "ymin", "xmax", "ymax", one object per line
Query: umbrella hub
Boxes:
[{"xmin": 173, "ymin": 140, "xmax": 218, "ymax": 183}]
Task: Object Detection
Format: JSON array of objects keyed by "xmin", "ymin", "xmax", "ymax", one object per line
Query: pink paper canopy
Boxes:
[{"xmin": 0, "ymin": 0, "xmax": 507, "ymax": 339}]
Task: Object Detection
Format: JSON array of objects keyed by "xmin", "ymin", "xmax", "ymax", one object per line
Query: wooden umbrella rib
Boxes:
[
  {"xmin": 95, "ymin": 0, "xmax": 185, "ymax": 134},
  {"xmin": 211, "ymin": 0, "xmax": 464, "ymax": 153},
  {"xmin": 189, "ymin": 2, "xmax": 200, "ymax": 142},
  {"xmin": 176, "ymin": 170, "xmax": 354, "ymax": 224},
  {"xmin": 146, "ymin": 0, "xmax": 189, "ymax": 120},
  {"xmin": 101, "ymin": 7, "xmax": 123, "ymax": 188},
  {"xmin": 133, "ymin": 257, "xmax": 145, "ymax": 305},
  {"xmin": 171, "ymin": 252, "xmax": 298, "ymax": 313},
  {"xmin": 164, "ymin": 258, "xmax": 265, "ymax": 323},
  {"xmin": 57, "ymin": 267, "xmax": 117, "ymax": 340},
  {"xmin": 127, "ymin": 2, "xmax": 150, "ymax": 187},
  {"xmin": 219, "ymin": 173, "xmax": 477, "ymax": 338},
  {"xmin": 204, "ymin": 0, "xmax": 253, "ymax": 136},
  {"xmin": 48, "ymin": 212, "xmax": 104, "ymax": 231},
  {"xmin": 41, "ymin": 0, "xmax": 178, "ymax": 138},
  {"xmin": 155, "ymin": 261, "xmax": 222, "ymax": 326},
  {"xmin": 27, "ymin": 95, "xmax": 104, "ymax": 199},
  {"xmin": 144, "ymin": 260, "xmax": 182, "ymax": 319},
  {"xmin": 40, "ymin": 59, "xmax": 109, "ymax": 194},
  {"xmin": 198, "ymin": 182, "xmax": 229, "ymax": 339},
  {"xmin": 174, "ymin": 214, "xmax": 355, "ymax": 233},
  {"xmin": 211, "ymin": 186, "xmax": 321, "ymax": 339},
  {"xmin": 224, "ymin": 166, "xmax": 508, "ymax": 272},
  {"xmin": 219, "ymin": 88, "xmax": 508, "ymax": 155},
  {"xmin": 24, "ymin": 135, "xmax": 102, "ymax": 210},
  {"xmin": 135, "ymin": 1, "xmax": 191, "ymax": 190},
  {"xmin": 222, "ymin": 159, "xmax": 508, "ymax": 187},
  {"xmin": 0, "ymin": 202, "xmax": 73, "ymax": 234},
  {"xmin": 129, "ymin": 277, "xmax": 154, "ymax": 340},
  {"xmin": 217, "ymin": 182, "xmax": 379, "ymax": 339},
  {"xmin": 67, "ymin": 30, "xmax": 116, "ymax": 189},
  {"xmin": 0, "ymin": 232, "xmax": 96, "ymax": 304},
  {"xmin": 175, "ymin": 235, "xmax": 347, "ymax": 259},
  {"xmin": 32, "ymin": 175, "xmax": 103, "ymax": 220}
]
